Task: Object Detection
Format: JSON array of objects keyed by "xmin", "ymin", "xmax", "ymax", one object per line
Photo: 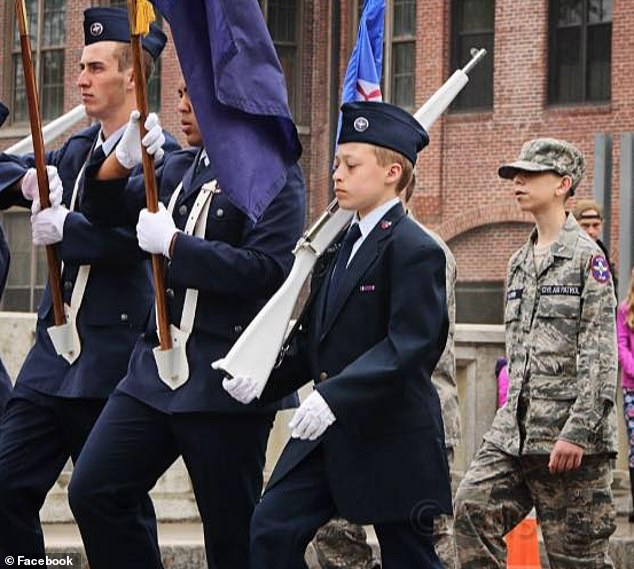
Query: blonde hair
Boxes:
[
  {"xmin": 372, "ymin": 146, "xmax": 414, "ymax": 194},
  {"xmin": 572, "ymin": 198, "xmax": 603, "ymax": 220},
  {"xmin": 112, "ymin": 43, "xmax": 155, "ymax": 82},
  {"xmin": 626, "ymin": 270, "xmax": 634, "ymax": 330}
]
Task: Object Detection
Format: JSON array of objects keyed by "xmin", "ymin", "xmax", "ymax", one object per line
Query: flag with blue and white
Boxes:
[{"xmin": 340, "ymin": 0, "xmax": 385, "ymax": 105}]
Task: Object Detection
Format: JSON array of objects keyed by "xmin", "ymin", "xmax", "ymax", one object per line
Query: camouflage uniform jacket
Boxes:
[
  {"xmin": 485, "ymin": 214, "xmax": 617, "ymax": 456},
  {"xmin": 413, "ymin": 220, "xmax": 461, "ymax": 448}
]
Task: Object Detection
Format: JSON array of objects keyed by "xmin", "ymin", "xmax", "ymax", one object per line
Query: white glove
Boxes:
[
  {"xmin": 289, "ymin": 390, "xmax": 335, "ymax": 440},
  {"xmin": 21, "ymin": 166, "xmax": 63, "ymax": 214},
  {"xmin": 115, "ymin": 110, "xmax": 165, "ymax": 169},
  {"xmin": 136, "ymin": 202, "xmax": 178, "ymax": 257},
  {"xmin": 31, "ymin": 205, "xmax": 69, "ymax": 245},
  {"xmin": 212, "ymin": 359, "xmax": 261, "ymax": 404},
  {"xmin": 223, "ymin": 376, "xmax": 260, "ymax": 404}
]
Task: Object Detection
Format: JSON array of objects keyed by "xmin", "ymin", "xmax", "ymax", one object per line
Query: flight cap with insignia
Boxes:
[
  {"xmin": 338, "ymin": 101, "xmax": 429, "ymax": 166},
  {"xmin": 498, "ymin": 137, "xmax": 586, "ymax": 193},
  {"xmin": 83, "ymin": 7, "xmax": 167, "ymax": 61}
]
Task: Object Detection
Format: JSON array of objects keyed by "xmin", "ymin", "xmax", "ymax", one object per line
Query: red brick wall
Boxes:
[
  {"xmin": 1, "ymin": 0, "xmax": 632, "ymax": 290},
  {"xmin": 449, "ymin": 222, "xmax": 533, "ymax": 282},
  {"xmin": 406, "ymin": 0, "xmax": 634, "ymax": 285}
]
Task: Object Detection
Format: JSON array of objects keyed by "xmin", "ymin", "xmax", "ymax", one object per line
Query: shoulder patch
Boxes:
[
  {"xmin": 507, "ymin": 289, "xmax": 523, "ymax": 301},
  {"xmin": 590, "ymin": 255, "xmax": 611, "ymax": 284}
]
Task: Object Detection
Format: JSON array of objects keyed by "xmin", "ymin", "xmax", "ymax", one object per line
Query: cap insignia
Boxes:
[
  {"xmin": 353, "ymin": 117, "xmax": 369, "ymax": 132},
  {"xmin": 90, "ymin": 22, "xmax": 104, "ymax": 37}
]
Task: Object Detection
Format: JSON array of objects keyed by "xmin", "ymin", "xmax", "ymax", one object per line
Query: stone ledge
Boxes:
[{"xmin": 42, "ymin": 519, "xmax": 634, "ymax": 569}]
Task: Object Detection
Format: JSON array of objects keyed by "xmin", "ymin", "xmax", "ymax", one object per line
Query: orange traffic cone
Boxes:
[{"xmin": 505, "ymin": 512, "xmax": 542, "ymax": 569}]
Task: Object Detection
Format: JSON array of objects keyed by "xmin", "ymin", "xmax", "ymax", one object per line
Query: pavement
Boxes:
[{"xmin": 41, "ymin": 517, "xmax": 634, "ymax": 568}]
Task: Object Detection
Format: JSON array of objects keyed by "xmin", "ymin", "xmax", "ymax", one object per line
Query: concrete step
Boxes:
[
  {"xmin": 41, "ymin": 517, "xmax": 634, "ymax": 569},
  {"xmin": 43, "ymin": 522, "xmax": 320, "ymax": 569}
]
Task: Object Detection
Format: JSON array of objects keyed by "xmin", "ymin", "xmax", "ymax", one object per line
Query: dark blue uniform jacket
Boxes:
[
  {"xmin": 0, "ymin": 225, "xmax": 11, "ymax": 411},
  {"xmin": 260, "ymin": 203, "xmax": 452, "ymax": 524},
  {"xmin": 83, "ymin": 148, "xmax": 306, "ymax": 413},
  {"xmin": 0, "ymin": 124, "xmax": 180, "ymax": 400}
]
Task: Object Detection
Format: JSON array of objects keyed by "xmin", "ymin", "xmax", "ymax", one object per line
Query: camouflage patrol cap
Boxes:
[{"xmin": 498, "ymin": 138, "xmax": 586, "ymax": 193}]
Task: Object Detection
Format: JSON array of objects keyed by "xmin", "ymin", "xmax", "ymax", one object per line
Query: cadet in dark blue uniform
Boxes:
[
  {"xmin": 0, "ymin": 9, "xmax": 179, "ymax": 558},
  {"xmin": 0, "ymin": 101, "xmax": 13, "ymax": 414},
  {"xmin": 0, "ymin": 227, "xmax": 11, "ymax": 415},
  {"xmin": 225, "ymin": 102, "xmax": 451, "ymax": 569},
  {"xmin": 68, "ymin": 78, "xmax": 306, "ymax": 569},
  {"xmin": 0, "ymin": 223, "xmax": 11, "ymax": 415}
]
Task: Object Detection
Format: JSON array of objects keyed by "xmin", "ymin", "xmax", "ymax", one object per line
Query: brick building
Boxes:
[{"xmin": 1, "ymin": 0, "xmax": 632, "ymax": 321}]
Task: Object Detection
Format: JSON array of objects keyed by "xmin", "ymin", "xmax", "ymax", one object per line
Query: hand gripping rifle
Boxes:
[{"xmin": 214, "ymin": 48, "xmax": 487, "ymax": 396}]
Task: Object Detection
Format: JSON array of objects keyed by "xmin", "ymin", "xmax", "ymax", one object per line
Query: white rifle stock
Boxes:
[{"xmin": 215, "ymin": 48, "xmax": 487, "ymax": 396}]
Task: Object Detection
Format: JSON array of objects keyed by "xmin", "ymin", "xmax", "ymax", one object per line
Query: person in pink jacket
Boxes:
[
  {"xmin": 495, "ymin": 356, "xmax": 509, "ymax": 408},
  {"xmin": 618, "ymin": 268, "xmax": 634, "ymax": 522}
]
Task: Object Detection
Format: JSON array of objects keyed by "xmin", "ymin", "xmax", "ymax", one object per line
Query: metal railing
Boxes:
[{"xmin": 5, "ymin": 104, "xmax": 87, "ymax": 155}]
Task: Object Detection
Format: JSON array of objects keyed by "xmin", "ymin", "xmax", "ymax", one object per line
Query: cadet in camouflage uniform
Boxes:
[
  {"xmin": 313, "ymin": 180, "xmax": 461, "ymax": 569},
  {"xmin": 454, "ymin": 138, "xmax": 618, "ymax": 569},
  {"xmin": 417, "ymin": 221, "xmax": 460, "ymax": 569}
]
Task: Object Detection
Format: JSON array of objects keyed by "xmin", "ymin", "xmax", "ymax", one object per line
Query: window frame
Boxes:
[
  {"xmin": 260, "ymin": 0, "xmax": 304, "ymax": 123},
  {"xmin": 547, "ymin": 0, "xmax": 612, "ymax": 105},
  {"xmin": 9, "ymin": 0, "xmax": 66, "ymax": 125},
  {"xmin": 351, "ymin": 0, "xmax": 417, "ymax": 111},
  {"xmin": 0, "ymin": 209, "xmax": 46, "ymax": 312},
  {"xmin": 450, "ymin": 0, "xmax": 495, "ymax": 111},
  {"xmin": 383, "ymin": 0, "xmax": 417, "ymax": 110}
]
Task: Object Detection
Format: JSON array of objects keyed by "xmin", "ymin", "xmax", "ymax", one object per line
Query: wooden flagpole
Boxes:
[
  {"xmin": 127, "ymin": 0, "xmax": 172, "ymax": 350},
  {"xmin": 15, "ymin": 0, "xmax": 65, "ymax": 325}
]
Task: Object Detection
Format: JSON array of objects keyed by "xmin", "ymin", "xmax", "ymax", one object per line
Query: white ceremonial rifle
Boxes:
[{"xmin": 214, "ymin": 48, "xmax": 487, "ymax": 397}]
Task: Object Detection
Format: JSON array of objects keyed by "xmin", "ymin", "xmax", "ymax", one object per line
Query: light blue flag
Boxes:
[{"xmin": 337, "ymin": 0, "xmax": 385, "ymax": 141}]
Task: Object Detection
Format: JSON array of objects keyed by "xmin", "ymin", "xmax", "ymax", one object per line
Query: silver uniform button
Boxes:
[
  {"xmin": 234, "ymin": 324, "xmax": 243, "ymax": 334},
  {"xmin": 120, "ymin": 313, "xmax": 129, "ymax": 322},
  {"xmin": 64, "ymin": 281, "xmax": 73, "ymax": 291},
  {"xmin": 166, "ymin": 288, "xmax": 174, "ymax": 298},
  {"xmin": 216, "ymin": 208, "xmax": 224, "ymax": 218},
  {"xmin": 178, "ymin": 204, "xmax": 188, "ymax": 216}
]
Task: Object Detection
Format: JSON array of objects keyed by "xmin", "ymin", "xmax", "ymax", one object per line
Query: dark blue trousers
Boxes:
[
  {"xmin": 69, "ymin": 391, "xmax": 274, "ymax": 569},
  {"xmin": 251, "ymin": 446, "xmax": 443, "ymax": 569},
  {"xmin": 0, "ymin": 391, "xmax": 114, "ymax": 557}
]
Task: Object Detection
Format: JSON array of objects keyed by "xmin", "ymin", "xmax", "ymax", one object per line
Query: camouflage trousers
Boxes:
[
  {"xmin": 312, "ymin": 449, "xmax": 457, "ymax": 569},
  {"xmin": 454, "ymin": 441, "xmax": 615, "ymax": 569}
]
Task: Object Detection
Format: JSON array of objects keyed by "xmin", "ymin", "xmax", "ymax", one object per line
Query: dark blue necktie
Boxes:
[
  {"xmin": 325, "ymin": 223, "xmax": 361, "ymax": 318},
  {"xmin": 92, "ymin": 145, "xmax": 106, "ymax": 163},
  {"xmin": 78, "ymin": 144, "xmax": 106, "ymax": 206}
]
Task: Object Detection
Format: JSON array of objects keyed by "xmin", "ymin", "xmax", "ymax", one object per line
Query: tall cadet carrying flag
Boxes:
[{"xmin": 68, "ymin": 2, "xmax": 306, "ymax": 568}]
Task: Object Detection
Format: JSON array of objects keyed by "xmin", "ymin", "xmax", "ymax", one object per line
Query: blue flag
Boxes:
[
  {"xmin": 340, "ymin": 0, "xmax": 385, "ymax": 105},
  {"xmin": 151, "ymin": 0, "xmax": 302, "ymax": 222}
]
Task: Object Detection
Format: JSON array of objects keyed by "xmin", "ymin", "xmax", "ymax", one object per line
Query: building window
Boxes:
[
  {"xmin": 10, "ymin": 0, "xmax": 66, "ymax": 124},
  {"xmin": 260, "ymin": 0, "xmax": 302, "ymax": 121},
  {"xmin": 548, "ymin": 0, "xmax": 611, "ymax": 104},
  {"xmin": 456, "ymin": 281, "xmax": 504, "ymax": 324},
  {"xmin": 352, "ymin": 0, "xmax": 416, "ymax": 111},
  {"xmin": 0, "ymin": 212, "xmax": 46, "ymax": 312},
  {"xmin": 384, "ymin": 0, "xmax": 416, "ymax": 110},
  {"xmin": 451, "ymin": 0, "xmax": 495, "ymax": 110}
]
